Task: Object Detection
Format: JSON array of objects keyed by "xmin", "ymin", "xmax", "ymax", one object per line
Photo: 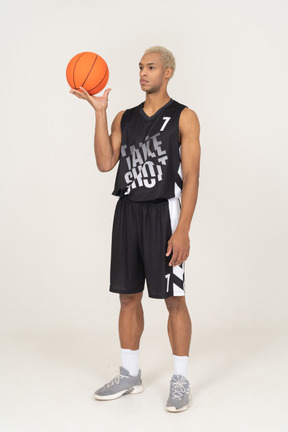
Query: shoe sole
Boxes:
[
  {"xmin": 94, "ymin": 384, "xmax": 144, "ymax": 401},
  {"xmin": 166, "ymin": 393, "xmax": 192, "ymax": 413}
]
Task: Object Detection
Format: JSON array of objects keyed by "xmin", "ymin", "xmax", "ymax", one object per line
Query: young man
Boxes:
[{"xmin": 70, "ymin": 46, "xmax": 201, "ymax": 412}]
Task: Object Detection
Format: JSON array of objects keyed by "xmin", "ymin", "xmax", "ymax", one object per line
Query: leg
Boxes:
[
  {"xmin": 119, "ymin": 292, "xmax": 144, "ymax": 350},
  {"xmin": 165, "ymin": 296, "xmax": 192, "ymax": 356},
  {"xmin": 94, "ymin": 291, "xmax": 145, "ymax": 401},
  {"xmin": 165, "ymin": 296, "xmax": 192, "ymax": 412}
]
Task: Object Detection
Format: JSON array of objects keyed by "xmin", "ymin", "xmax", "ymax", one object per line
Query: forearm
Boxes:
[
  {"xmin": 94, "ymin": 109, "xmax": 114, "ymax": 171},
  {"xmin": 176, "ymin": 175, "xmax": 199, "ymax": 234}
]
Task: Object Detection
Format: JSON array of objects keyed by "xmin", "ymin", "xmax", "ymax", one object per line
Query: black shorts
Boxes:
[{"xmin": 109, "ymin": 196, "xmax": 185, "ymax": 299}]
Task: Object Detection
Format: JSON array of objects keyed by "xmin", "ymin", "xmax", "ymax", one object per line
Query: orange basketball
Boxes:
[{"xmin": 66, "ymin": 52, "xmax": 109, "ymax": 95}]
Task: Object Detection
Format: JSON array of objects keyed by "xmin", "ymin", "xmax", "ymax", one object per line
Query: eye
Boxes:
[
  {"xmin": 149, "ymin": 66, "xmax": 155, "ymax": 70},
  {"xmin": 139, "ymin": 66, "xmax": 143, "ymax": 70}
]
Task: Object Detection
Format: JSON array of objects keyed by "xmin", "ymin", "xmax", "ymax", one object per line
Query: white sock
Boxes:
[
  {"xmin": 121, "ymin": 348, "xmax": 140, "ymax": 377},
  {"xmin": 173, "ymin": 355, "xmax": 189, "ymax": 378}
]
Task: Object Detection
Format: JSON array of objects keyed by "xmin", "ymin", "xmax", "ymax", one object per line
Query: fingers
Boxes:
[
  {"xmin": 69, "ymin": 88, "xmax": 86, "ymax": 99},
  {"xmin": 103, "ymin": 88, "xmax": 112, "ymax": 98},
  {"xmin": 169, "ymin": 249, "xmax": 189, "ymax": 267},
  {"xmin": 166, "ymin": 239, "xmax": 180, "ymax": 267},
  {"xmin": 69, "ymin": 87, "xmax": 112, "ymax": 103},
  {"xmin": 169, "ymin": 251, "xmax": 177, "ymax": 267},
  {"xmin": 166, "ymin": 233, "xmax": 190, "ymax": 267},
  {"xmin": 79, "ymin": 86, "xmax": 90, "ymax": 96},
  {"xmin": 166, "ymin": 240, "xmax": 172, "ymax": 257},
  {"xmin": 70, "ymin": 86, "xmax": 93, "ymax": 99}
]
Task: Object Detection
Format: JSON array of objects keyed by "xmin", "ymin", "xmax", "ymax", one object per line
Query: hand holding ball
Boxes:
[{"xmin": 66, "ymin": 52, "xmax": 109, "ymax": 95}]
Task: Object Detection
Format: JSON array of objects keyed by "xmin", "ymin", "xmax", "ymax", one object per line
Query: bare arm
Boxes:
[
  {"xmin": 94, "ymin": 109, "xmax": 124, "ymax": 172},
  {"xmin": 69, "ymin": 86, "xmax": 124, "ymax": 172},
  {"xmin": 166, "ymin": 108, "xmax": 201, "ymax": 266}
]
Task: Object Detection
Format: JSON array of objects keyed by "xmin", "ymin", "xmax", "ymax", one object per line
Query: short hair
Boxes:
[{"xmin": 144, "ymin": 46, "xmax": 176, "ymax": 77}]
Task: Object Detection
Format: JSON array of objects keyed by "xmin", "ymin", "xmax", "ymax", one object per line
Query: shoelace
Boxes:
[
  {"xmin": 104, "ymin": 373, "xmax": 127, "ymax": 389},
  {"xmin": 171, "ymin": 378, "xmax": 189, "ymax": 400}
]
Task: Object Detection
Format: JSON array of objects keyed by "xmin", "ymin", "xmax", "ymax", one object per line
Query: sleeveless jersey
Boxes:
[{"xmin": 112, "ymin": 98, "xmax": 187, "ymax": 201}]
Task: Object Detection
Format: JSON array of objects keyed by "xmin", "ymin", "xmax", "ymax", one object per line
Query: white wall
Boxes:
[{"xmin": 0, "ymin": 0, "xmax": 287, "ymax": 334}]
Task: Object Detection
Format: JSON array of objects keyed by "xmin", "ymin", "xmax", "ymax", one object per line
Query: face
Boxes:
[{"xmin": 139, "ymin": 52, "xmax": 172, "ymax": 93}]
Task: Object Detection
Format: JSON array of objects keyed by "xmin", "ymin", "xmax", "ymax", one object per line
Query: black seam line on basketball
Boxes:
[
  {"xmin": 73, "ymin": 52, "xmax": 86, "ymax": 89},
  {"xmin": 87, "ymin": 65, "xmax": 108, "ymax": 92},
  {"xmin": 81, "ymin": 54, "xmax": 99, "ymax": 88}
]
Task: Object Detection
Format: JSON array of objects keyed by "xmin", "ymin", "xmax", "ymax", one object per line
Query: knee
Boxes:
[
  {"xmin": 119, "ymin": 293, "xmax": 143, "ymax": 310},
  {"xmin": 165, "ymin": 296, "xmax": 186, "ymax": 315}
]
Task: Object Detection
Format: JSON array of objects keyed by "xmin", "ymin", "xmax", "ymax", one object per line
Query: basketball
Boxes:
[{"xmin": 66, "ymin": 52, "xmax": 109, "ymax": 95}]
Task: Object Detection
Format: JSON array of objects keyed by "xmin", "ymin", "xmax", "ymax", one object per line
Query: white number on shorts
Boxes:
[{"xmin": 165, "ymin": 273, "xmax": 171, "ymax": 292}]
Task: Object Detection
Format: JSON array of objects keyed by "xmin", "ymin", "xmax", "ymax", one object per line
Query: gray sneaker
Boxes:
[
  {"xmin": 94, "ymin": 366, "xmax": 144, "ymax": 401},
  {"xmin": 166, "ymin": 374, "xmax": 191, "ymax": 412}
]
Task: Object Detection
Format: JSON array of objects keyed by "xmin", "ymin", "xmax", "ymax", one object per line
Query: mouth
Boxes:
[{"xmin": 140, "ymin": 80, "xmax": 148, "ymax": 84}]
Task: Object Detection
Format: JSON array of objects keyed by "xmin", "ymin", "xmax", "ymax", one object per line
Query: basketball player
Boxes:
[{"xmin": 69, "ymin": 46, "xmax": 201, "ymax": 412}]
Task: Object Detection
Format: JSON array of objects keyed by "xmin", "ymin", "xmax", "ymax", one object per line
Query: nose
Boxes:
[{"xmin": 140, "ymin": 67, "xmax": 147, "ymax": 77}]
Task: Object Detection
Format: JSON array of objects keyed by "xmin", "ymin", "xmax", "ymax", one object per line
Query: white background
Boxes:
[{"xmin": 0, "ymin": 0, "xmax": 287, "ymax": 431}]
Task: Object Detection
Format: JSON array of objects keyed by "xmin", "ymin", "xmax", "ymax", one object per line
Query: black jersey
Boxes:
[{"xmin": 112, "ymin": 98, "xmax": 187, "ymax": 201}]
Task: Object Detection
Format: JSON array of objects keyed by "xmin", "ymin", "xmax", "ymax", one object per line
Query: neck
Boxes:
[{"xmin": 144, "ymin": 91, "xmax": 171, "ymax": 112}]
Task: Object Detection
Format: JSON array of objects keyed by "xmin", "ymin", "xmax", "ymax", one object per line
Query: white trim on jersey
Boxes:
[
  {"xmin": 168, "ymin": 197, "xmax": 180, "ymax": 234},
  {"xmin": 174, "ymin": 182, "xmax": 182, "ymax": 199}
]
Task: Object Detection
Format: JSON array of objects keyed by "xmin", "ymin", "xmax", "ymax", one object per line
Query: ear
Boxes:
[{"xmin": 165, "ymin": 67, "xmax": 173, "ymax": 79}]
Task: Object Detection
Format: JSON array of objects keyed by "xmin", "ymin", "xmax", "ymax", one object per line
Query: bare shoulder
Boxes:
[
  {"xmin": 111, "ymin": 110, "xmax": 126, "ymax": 131},
  {"xmin": 179, "ymin": 107, "xmax": 200, "ymax": 134}
]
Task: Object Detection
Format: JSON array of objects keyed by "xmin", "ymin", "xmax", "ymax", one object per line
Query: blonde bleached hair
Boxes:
[{"xmin": 144, "ymin": 46, "xmax": 176, "ymax": 77}]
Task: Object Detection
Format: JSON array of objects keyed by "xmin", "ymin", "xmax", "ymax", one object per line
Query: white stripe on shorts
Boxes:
[{"xmin": 167, "ymin": 197, "xmax": 185, "ymax": 297}]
